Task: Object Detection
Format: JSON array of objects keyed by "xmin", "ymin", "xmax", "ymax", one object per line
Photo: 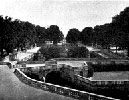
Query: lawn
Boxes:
[{"xmin": 92, "ymin": 71, "xmax": 129, "ymax": 80}]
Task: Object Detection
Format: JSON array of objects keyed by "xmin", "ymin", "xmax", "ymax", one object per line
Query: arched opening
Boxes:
[{"xmin": 45, "ymin": 71, "xmax": 69, "ymax": 86}]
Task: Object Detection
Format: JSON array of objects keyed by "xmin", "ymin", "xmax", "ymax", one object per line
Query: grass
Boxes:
[{"xmin": 92, "ymin": 71, "xmax": 129, "ymax": 80}]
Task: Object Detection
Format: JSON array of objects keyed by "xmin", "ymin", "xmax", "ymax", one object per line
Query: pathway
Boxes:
[
  {"xmin": 3, "ymin": 47, "xmax": 40, "ymax": 65},
  {"xmin": 86, "ymin": 46, "xmax": 124, "ymax": 59}
]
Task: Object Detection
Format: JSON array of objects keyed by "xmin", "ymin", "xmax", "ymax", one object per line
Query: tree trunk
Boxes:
[
  {"xmin": 116, "ymin": 46, "xmax": 117, "ymax": 54},
  {"xmin": 127, "ymin": 46, "xmax": 129, "ymax": 57},
  {"xmin": 0, "ymin": 49, "xmax": 3, "ymax": 59},
  {"xmin": 53, "ymin": 40, "xmax": 57, "ymax": 45},
  {"xmin": 0, "ymin": 34, "xmax": 3, "ymax": 59}
]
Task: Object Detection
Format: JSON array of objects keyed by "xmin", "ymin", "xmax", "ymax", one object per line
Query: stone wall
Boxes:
[
  {"xmin": 14, "ymin": 68, "xmax": 118, "ymax": 100},
  {"xmin": 17, "ymin": 61, "xmax": 45, "ymax": 64},
  {"xmin": 51, "ymin": 58, "xmax": 129, "ymax": 64},
  {"xmin": 74, "ymin": 74, "xmax": 129, "ymax": 89}
]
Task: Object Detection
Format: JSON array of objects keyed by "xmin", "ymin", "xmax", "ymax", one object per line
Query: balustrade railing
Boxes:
[{"xmin": 14, "ymin": 68, "xmax": 119, "ymax": 100}]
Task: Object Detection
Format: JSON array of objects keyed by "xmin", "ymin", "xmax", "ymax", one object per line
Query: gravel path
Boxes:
[{"xmin": 0, "ymin": 65, "xmax": 77, "ymax": 100}]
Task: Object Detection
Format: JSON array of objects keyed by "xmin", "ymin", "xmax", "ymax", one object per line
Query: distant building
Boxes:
[
  {"xmin": 45, "ymin": 41, "xmax": 53, "ymax": 45},
  {"xmin": 57, "ymin": 38, "xmax": 66, "ymax": 46},
  {"xmin": 45, "ymin": 38, "xmax": 66, "ymax": 46}
]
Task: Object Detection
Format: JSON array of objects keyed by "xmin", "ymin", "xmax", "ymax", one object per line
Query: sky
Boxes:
[{"xmin": 0, "ymin": 0, "xmax": 129, "ymax": 37}]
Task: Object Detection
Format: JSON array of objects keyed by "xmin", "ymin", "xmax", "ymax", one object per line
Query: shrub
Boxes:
[
  {"xmin": 67, "ymin": 47, "xmax": 89, "ymax": 58},
  {"xmin": 39, "ymin": 46, "xmax": 60, "ymax": 60}
]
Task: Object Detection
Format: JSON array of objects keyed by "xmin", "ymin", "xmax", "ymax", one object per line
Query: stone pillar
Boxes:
[
  {"xmin": 82, "ymin": 65, "xmax": 88, "ymax": 78},
  {"xmin": 9, "ymin": 53, "xmax": 13, "ymax": 61},
  {"xmin": 36, "ymin": 51, "xmax": 44, "ymax": 61},
  {"xmin": 9, "ymin": 53, "xmax": 17, "ymax": 61},
  {"xmin": 82, "ymin": 62, "xmax": 94, "ymax": 78}
]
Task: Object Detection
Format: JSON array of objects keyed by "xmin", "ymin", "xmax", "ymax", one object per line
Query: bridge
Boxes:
[{"xmin": 18, "ymin": 60, "xmax": 90, "ymax": 83}]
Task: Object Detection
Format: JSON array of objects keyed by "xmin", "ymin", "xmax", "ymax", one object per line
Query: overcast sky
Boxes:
[{"xmin": 0, "ymin": 0, "xmax": 129, "ymax": 36}]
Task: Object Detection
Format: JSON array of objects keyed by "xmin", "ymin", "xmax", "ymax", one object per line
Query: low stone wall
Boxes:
[
  {"xmin": 51, "ymin": 58, "xmax": 91, "ymax": 61},
  {"xmin": 0, "ymin": 62, "xmax": 11, "ymax": 65},
  {"xmin": 52, "ymin": 58, "xmax": 129, "ymax": 64},
  {"xmin": 45, "ymin": 60, "xmax": 57, "ymax": 66},
  {"xmin": 91, "ymin": 80, "xmax": 129, "ymax": 86},
  {"xmin": 75, "ymin": 74, "xmax": 129, "ymax": 89},
  {"xmin": 17, "ymin": 61, "xmax": 45, "ymax": 64},
  {"xmin": 14, "ymin": 68, "xmax": 119, "ymax": 100},
  {"xmin": 13, "ymin": 64, "xmax": 26, "ymax": 68}
]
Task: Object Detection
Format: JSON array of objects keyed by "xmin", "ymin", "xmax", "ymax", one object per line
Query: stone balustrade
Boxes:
[
  {"xmin": 17, "ymin": 61, "xmax": 45, "ymax": 64},
  {"xmin": 14, "ymin": 68, "xmax": 119, "ymax": 100},
  {"xmin": 91, "ymin": 80, "xmax": 129, "ymax": 86},
  {"xmin": 76, "ymin": 74, "xmax": 129, "ymax": 88}
]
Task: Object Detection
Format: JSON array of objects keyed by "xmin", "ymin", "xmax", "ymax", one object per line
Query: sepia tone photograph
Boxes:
[{"xmin": 0, "ymin": 0, "xmax": 129, "ymax": 100}]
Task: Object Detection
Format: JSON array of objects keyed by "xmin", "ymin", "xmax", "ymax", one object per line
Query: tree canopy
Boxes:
[
  {"xmin": 80, "ymin": 27, "xmax": 93, "ymax": 45},
  {"xmin": 65, "ymin": 7, "xmax": 129, "ymax": 57},
  {"xmin": 0, "ymin": 16, "xmax": 64, "ymax": 58},
  {"xmin": 66, "ymin": 28, "xmax": 80, "ymax": 43},
  {"xmin": 46, "ymin": 25, "xmax": 64, "ymax": 44}
]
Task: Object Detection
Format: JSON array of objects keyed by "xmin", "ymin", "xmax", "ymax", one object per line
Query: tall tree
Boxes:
[
  {"xmin": 80, "ymin": 27, "xmax": 93, "ymax": 45},
  {"xmin": 46, "ymin": 25, "xmax": 64, "ymax": 44},
  {"xmin": 66, "ymin": 28, "xmax": 80, "ymax": 43},
  {"xmin": 2, "ymin": 16, "xmax": 15, "ymax": 54},
  {"xmin": 0, "ymin": 16, "xmax": 4, "ymax": 58},
  {"xmin": 112, "ymin": 7, "xmax": 129, "ymax": 56},
  {"xmin": 35, "ymin": 25, "xmax": 46, "ymax": 46}
]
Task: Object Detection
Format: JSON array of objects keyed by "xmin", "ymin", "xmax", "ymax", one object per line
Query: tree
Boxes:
[
  {"xmin": 22, "ymin": 21, "xmax": 37, "ymax": 48},
  {"xmin": 67, "ymin": 47, "xmax": 89, "ymax": 58},
  {"xmin": 39, "ymin": 46, "xmax": 60, "ymax": 60},
  {"xmin": 35, "ymin": 25, "xmax": 47, "ymax": 46},
  {"xmin": 0, "ymin": 16, "xmax": 4, "ymax": 58},
  {"xmin": 80, "ymin": 27, "xmax": 93, "ymax": 45},
  {"xmin": 112, "ymin": 7, "xmax": 129, "ymax": 56},
  {"xmin": 0, "ymin": 16, "xmax": 39, "ymax": 58},
  {"xmin": 46, "ymin": 25, "xmax": 64, "ymax": 44},
  {"xmin": 66, "ymin": 28, "xmax": 80, "ymax": 43},
  {"xmin": 2, "ymin": 16, "xmax": 16, "ymax": 54}
]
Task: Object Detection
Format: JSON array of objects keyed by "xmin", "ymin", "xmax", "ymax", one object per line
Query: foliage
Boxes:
[
  {"xmin": 46, "ymin": 25, "xmax": 64, "ymax": 44},
  {"xmin": 66, "ymin": 28, "xmax": 80, "ymax": 43},
  {"xmin": 80, "ymin": 27, "xmax": 93, "ymax": 45},
  {"xmin": 0, "ymin": 16, "xmax": 64, "ymax": 58},
  {"xmin": 67, "ymin": 46, "xmax": 89, "ymax": 58},
  {"xmin": 65, "ymin": 7, "xmax": 129, "ymax": 57},
  {"xmin": 39, "ymin": 46, "xmax": 61, "ymax": 60},
  {"xmin": 35, "ymin": 25, "xmax": 47, "ymax": 46}
]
